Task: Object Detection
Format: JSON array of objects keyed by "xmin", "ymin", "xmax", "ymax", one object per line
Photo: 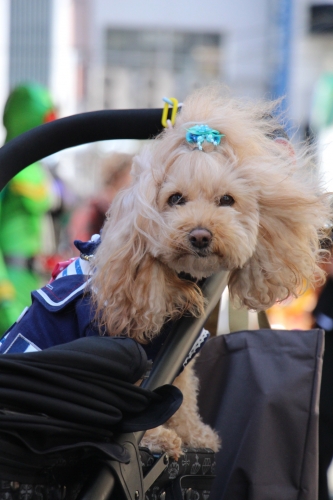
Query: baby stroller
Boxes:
[{"xmin": 0, "ymin": 106, "xmax": 324, "ymax": 500}]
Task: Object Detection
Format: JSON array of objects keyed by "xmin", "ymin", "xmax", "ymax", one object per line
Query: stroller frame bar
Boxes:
[{"xmin": 79, "ymin": 269, "xmax": 229, "ymax": 500}]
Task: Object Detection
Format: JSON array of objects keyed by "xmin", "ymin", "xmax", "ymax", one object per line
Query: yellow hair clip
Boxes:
[{"xmin": 161, "ymin": 97, "xmax": 179, "ymax": 128}]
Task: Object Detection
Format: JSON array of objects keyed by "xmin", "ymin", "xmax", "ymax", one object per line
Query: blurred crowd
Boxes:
[{"xmin": 68, "ymin": 151, "xmax": 132, "ymax": 248}]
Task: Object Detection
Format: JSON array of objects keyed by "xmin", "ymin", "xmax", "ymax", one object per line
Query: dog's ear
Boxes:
[
  {"xmin": 228, "ymin": 169, "xmax": 331, "ymax": 311},
  {"xmin": 90, "ymin": 150, "xmax": 204, "ymax": 341},
  {"xmin": 90, "ymin": 150, "xmax": 162, "ymax": 340}
]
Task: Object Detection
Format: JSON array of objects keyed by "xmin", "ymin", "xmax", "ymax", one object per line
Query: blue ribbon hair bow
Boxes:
[{"xmin": 185, "ymin": 124, "xmax": 225, "ymax": 150}]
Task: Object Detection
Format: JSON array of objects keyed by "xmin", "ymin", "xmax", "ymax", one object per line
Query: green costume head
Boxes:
[{"xmin": 3, "ymin": 82, "xmax": 55, "ymax": 143}]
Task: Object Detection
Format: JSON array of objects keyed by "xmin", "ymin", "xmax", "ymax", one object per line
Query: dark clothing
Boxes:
[
  {"xmin": 0, "ymin": 336, "xmax": 182, "ymax": 485},
  {"xmin": 0, "ymin": 274, "xmax": 97, "ymax": 354},
  {"xmin": 195, "ymin": 329, "xmax": 324, "ymax": 500},
  {"xmin": 313, "ymin": 277, "xmax": 333, "ymax": 500},
  {"xmin": 0, "ymin": 267, "xmax": 209, "ymax": 369}
]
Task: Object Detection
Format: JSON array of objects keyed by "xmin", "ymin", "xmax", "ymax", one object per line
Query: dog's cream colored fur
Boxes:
[{"xmin": 91, "ymin": 86, "xmax": 331, "ymax": 458}]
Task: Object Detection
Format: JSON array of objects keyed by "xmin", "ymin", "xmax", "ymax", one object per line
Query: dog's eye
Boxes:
[
  {"xmin": 219, "ymin": 194, "xmax": 235, "ymax": 207},
  {"xmin": 168, "ymin": 193, "xmax": 186, "ymax": 206}
]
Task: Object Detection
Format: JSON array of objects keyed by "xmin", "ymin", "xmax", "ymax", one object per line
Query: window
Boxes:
[{"xmin": 103, "ymin": 29, "xmax": 222, "ymax": 109}]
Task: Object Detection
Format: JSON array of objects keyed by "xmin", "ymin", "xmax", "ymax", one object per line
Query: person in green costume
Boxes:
[{"xmin": 0, "ymin": 83, "xmax": 56, "ymax": 335}]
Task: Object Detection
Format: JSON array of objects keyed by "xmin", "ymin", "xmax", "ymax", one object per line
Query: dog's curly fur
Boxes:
[{"xmin": 90, "ymin": 86, "xmax": 332, "ymax": 458}]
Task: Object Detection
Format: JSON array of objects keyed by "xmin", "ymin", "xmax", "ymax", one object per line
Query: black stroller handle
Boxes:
[{"xmin": 0, "ymin": 107, "xmax": 175, "ymax": 191}]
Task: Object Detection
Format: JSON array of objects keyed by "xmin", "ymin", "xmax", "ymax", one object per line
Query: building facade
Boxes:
[
  {"xmin": 0, "ymin": 0, "xmax": 77, "ymax": 142},
  {"xmin": 1, "ymin": 1, "xmax": 333, "ymax": 171}
]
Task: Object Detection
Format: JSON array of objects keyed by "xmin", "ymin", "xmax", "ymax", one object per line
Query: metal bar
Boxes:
[
  {"xmin": 77, "ymin": 464, "xmax": 116, "ymax": 500},
  {"xmin": 258, "ymin": 310, "xmax": 271, "ymax": 329},
  {"xmin": 143, "ymin": 453, "xmax": 169, "ymax": 492},
  {"xmin": 136, "ymin": 269, "xmax": 229, "ymax": 450},
  {"xmin": 141, "ymin": 269, "xmax": 229, "ymax": 391}
]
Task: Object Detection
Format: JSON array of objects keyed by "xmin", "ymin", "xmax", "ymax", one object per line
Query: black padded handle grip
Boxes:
[{"xmin": 0, "ymin": 107, "xmax": 172, "ymax": 190}]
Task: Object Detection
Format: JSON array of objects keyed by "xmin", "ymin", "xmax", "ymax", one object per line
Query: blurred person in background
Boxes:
[
  {"xmin": 0, "ymin": 83, "xmax": 56, "ymax": 335},
  {"xmin": 68, "ymin": 151, "xmax": 133, "ymax": 251},
  {"xmin": 38, "ymin": 154, "xmax": 79, "ymax": 277}
]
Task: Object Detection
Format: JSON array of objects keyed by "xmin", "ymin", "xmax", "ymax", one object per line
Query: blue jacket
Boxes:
[{"xmin": 0, "ymin": 237, "xmax": 210, "ymax": 369}]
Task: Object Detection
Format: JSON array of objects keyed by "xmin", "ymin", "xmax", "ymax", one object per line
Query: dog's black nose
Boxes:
[{"xmin": 189, "ymin": 228, "xmax": 212, "ymax": 249}]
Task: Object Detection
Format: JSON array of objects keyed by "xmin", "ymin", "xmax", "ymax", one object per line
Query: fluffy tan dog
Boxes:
[{"xmin": 91, "ymin": 86, "xmax": 331, "ymax": 458}]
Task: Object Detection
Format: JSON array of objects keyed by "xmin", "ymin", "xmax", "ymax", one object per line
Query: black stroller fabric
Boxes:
[
  {"xmin": 195, "ymin": 328, "xmax": 324, "ymax": 500},
  {"xmin": 0, "ymin": 336, "xmax": 182, "ymax": 483}
]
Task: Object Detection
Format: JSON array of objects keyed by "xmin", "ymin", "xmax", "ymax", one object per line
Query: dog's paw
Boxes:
[
  {"xmin": 183, "ymin": 423, "xmax": 221, "ymax": 452},
  {"xmin": 140, "ymin": 426, "xmax": 183, "ymax": 460}
]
